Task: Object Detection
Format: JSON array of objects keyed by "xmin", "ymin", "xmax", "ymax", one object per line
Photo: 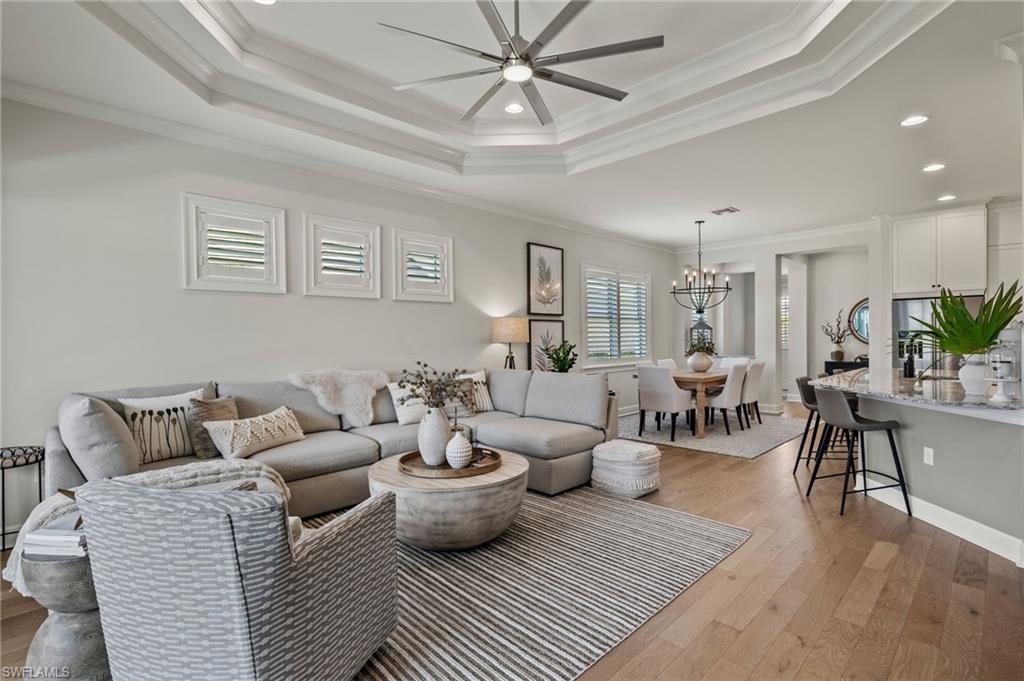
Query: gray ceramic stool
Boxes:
[{"xmin": 22, "ymin": 553, "xmax": 111, "ymax": 681}]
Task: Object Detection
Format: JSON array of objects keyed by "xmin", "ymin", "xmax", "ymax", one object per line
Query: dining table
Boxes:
[{"xmin": 633, "ymin": 369, "xmax": 729, "ymax": 438}]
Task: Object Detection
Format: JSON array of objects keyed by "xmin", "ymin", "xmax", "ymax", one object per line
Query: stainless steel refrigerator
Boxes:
[{"xmin": 892, "ymin": 295, "xmax": 984, "ymax": 372}]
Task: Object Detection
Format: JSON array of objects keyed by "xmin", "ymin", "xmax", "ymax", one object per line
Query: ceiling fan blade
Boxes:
[
  {"xmin": 523, "ymin": 0, "xmax": 591, "ymax": 59},
  {"xmin": 378, "ymin": 22, "xmax": 504, "ymax": 63},
  {"xmin": 460, "ymin": 77, "xmax": 506, "ymax": 122},
  {"xmin": 476, "ymin": 0, "xmax": 518, "ymax": 58},
  {"xmin": 533, "ymin": 69, "xmax": 627, "ymax": 101},
  {"xmin": 520, "ymin": 80, "xmax": 553, "ymax": 125},
  {"xmin": 533, "ymin": 36, "xmax": 664, "ymax": 67},
  {"xmin": 393, "ymin": 67, "xmax": 503, "ymax": 91}
]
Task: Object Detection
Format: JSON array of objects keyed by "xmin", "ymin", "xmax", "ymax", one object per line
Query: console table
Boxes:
[{"xmin": 825, "ymin": 360, "xmax": 869, "ymax": 375}]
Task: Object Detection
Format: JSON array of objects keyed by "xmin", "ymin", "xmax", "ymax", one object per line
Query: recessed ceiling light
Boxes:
[
  {"xmin": 922, "ymin": 163, "xmax": 946, "ymax": 173},
  {"xmin": 502, "ymin": 61, "xmax": 533, "ymax": 83},
  {"xmin": 505, "ymin": 103, "xmax": 524, "ymax": 114},
  {"xmin": 900, "ymin": 114, "xmax": 930, "ymax": 127},
  {"xmin": 253, "ymin": 0, "xmax": 276, "ymax": 4},
  {"xmin": 937, "ymin": 194, "xmax": 957, "ymax": 202}
]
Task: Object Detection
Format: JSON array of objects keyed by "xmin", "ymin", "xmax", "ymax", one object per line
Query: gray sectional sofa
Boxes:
[{"xmin": 45, "ymin": 369, "xmax": 619, "ymax": 517}]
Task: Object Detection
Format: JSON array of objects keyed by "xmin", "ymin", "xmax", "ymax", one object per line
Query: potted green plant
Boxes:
[
  {"xmin": 911, "ymin": 281, "xmax": 1022, "ymax": 395},
  {"xmin": 543, "ymin": 341, "xmax": 578, "ymax": 372},
  {"xmin": 685, "ymin": 338, "xmax": 716, "ymax": 372}
]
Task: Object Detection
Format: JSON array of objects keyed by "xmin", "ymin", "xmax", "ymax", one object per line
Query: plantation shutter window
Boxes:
[
  {"xmin": 779, "ymin": 294, "xmax": 790, "ymax": 349},
  {"xmin": 584, "ymin": 265, "xmax": 650, "ymax": 363},
  {"xmin": 183, "ymin": 194, "xmax": 286, "ymax": 294},
  {"xmin": 393, "ymin": 229, "xmax": 454, "ymax": 303},
  {"xmin": 304, "ymin": 215, "xmax": 380, "ymax": 298}
]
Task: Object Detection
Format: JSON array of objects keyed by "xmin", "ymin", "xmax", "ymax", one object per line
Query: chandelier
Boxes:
[{"xmin": 670, "ymin": 220, "xmax": 731, "ymax": 313}]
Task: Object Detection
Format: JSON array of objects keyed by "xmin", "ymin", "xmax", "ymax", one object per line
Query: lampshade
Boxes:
[{"xmin": 491, "ymin": 317, "xmax": 528, "ymax": 344}]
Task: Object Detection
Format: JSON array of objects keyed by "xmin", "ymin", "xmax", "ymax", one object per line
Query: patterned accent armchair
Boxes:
[{"xmin": 76, "ymin": 480, "xmax": 397, "ymax": 681}]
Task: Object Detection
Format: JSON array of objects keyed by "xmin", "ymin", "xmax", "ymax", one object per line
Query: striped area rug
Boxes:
[{"xmin": 305, "ymin": 487, "xmax": 749, "ymax": 681}]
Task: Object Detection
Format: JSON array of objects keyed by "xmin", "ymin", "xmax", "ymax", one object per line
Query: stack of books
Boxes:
[{"xmin": 22, "ymin": 529, "xmax": 87, "ymax": 557}]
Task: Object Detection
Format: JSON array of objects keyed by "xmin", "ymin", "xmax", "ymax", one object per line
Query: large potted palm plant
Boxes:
[{"xmin": 911, "ymin": 281, "xmax": 1022, "ymax": 396}]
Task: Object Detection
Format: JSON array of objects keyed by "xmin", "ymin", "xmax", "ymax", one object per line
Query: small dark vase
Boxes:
[{"xmin": 830, "ymin": 345, "xmax": 845, "ymax": 361}]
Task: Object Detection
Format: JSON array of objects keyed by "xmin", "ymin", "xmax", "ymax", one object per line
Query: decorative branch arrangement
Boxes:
[
  {"xmin": 821, "ymin": 310, "xmax": 851, "ymax": 344},
  {"xmin": 397, "ymin": 362, "xmax": 473, "ymax": 410}
]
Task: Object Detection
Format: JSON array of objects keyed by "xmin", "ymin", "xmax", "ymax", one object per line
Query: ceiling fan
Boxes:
[{"xmin": 380, "ymin": 0, "xmax": 664, "ymax": 125}]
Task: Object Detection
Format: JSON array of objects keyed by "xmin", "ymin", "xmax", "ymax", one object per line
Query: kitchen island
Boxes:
[{"xmin": 811, "ymin": 371, "xmax": 1024, "ymax": 566}]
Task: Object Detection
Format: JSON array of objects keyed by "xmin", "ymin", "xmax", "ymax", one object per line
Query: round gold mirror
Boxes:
[{"xmin": 848, "ymin": 298, "xmax": 869, "ymax": 343}]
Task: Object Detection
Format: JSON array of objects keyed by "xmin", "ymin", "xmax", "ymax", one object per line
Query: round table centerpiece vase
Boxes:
[
  {"xmin": 958, "ymin": 354, "xmax": 988, "ymax": 396},
  {"xmin": 418, "ymin": 408, "xmax": 451, "ymax": 466},
  {"xmin": 445, "ymin": 431, "xmax": 473, "ymax": 469},
  {"xmin": 687, "ymin": 352, "xmax": 713, "ymax": 373}
]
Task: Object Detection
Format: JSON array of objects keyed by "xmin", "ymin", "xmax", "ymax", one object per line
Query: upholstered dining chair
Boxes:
[
  {"xmin": 739, "ymin": 360, "xmax": 766, "ymax": 427},
  {"xmin": 707, "ymin": 363, "xmax": 747, "ymax": 435},
  {"xmin": 638, "ymin": 365, "xmax": 694, "ymax": 441},
  {"xmin": 77, "ymin": 480, "xmax": 397, "ymax": 681},
  {"xmin": 656, "ymin": 358, "xmax": 678, "ymax": 370}
]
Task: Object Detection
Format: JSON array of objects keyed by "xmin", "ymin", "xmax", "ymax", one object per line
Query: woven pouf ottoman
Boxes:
[{"xmin": 591, "ymin": 439, "xmax": 661, "ymax": 498}]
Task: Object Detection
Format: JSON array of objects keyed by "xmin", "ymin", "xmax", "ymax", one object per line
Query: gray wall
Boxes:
[
  {"xmin": 807, "ymin": 249, "xmax": 869, "ymax": 373},
  {"xmin": 860, "ymin": 399, "xmax": 1024, "ymax": 540},
  {"xmin": 0, "ymin": 101, "xmax": 676, "ymax": 526}
]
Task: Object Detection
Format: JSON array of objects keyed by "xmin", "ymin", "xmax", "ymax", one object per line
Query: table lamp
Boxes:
[{"xmin": 491, "ymin": 317, "xmax": 528, "ymax": 369}]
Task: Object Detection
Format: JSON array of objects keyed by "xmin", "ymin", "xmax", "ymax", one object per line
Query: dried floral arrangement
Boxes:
[
  {"xmin": 397, "ymin": 361, "xmax": 474, "ymax": 410},
  {"xmin": 821, "ymin": 310, "xmax": 851, "ymax": 344}
]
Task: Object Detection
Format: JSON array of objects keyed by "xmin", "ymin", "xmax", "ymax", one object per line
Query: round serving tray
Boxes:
[{"xmin": 399, "ymin": 448, "xmax": 502, "ymax": 478}]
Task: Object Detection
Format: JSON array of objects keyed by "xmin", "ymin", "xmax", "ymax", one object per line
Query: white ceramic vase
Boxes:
[
  {"xmin": 958, "ymin": 354, "xmax": 988, "ymax": 397},
  {"xmin": 418, "ymin": 408, "xmax": 451, "ymax": 466},
  {"xmin": 445, "ymin": 431, "xmax": 474, "ymax": 469},
  {"xmin": 687, "ymin": 352, "xmax": 713, "ymax": 373}
]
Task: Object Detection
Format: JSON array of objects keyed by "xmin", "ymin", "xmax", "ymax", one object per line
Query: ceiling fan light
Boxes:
[
  {"xmin": 253, "ymin": 0, "xmax": 276, "ymax": 5},
  {"xmin": 502, "ymin": 61, "xmax": 533, "ymax": 83},
  {"xmin": 505, "ymin": 102, "xmax": 524, "ymax": 114}
]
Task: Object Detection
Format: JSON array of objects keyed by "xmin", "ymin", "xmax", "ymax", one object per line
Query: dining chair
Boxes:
[
  {"xmin": 739, "ymin": 360, "xmax": 766, "ymax": 427},
  {"xmin": 707, "ymin": 364, "xmax": 746, "ymax": 435},
  {"xmin": 638, "ymin": 366, "xmax": 694, "ymax": 441},
  {"xmin": 656, "ymin": 358, "xmax": 678, "ymax": 370}
]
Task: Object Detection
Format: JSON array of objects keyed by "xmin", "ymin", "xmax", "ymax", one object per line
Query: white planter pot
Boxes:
[
  {"xmin": 418, "ymin": 408, "xmax": 451, "ymax": 466},
  {"xmin": 687, "ymin": 352, "xmax": 713, "ymax": 373},
  {"xmin": 958, "ymin": 354, "xmax": 989, "ymax": 397}
]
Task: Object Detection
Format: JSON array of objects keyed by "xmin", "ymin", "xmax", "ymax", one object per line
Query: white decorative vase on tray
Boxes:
[
  {"xmin": 687, "ymin": 352, "xmax": 713, "ymax": 373},
  {"xmin": 418, "ymin": 408, "xmax": 451, "ymax": 466},
  {"xmin": 958, "ymin": 354, "xmax": 988, "ymax": 397},
  {"xmin": 445, "ymin": 431, "xmax": 473, "ymax": 469}
]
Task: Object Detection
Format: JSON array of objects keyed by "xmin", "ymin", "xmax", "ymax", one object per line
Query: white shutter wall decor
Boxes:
[
  {"xmin": 583, "ymin": 265, "xmax": 651, "ymax": 363},
  {"xmin": 303, "ymin": 214, "xmax": 381, "ymax": 298},
  {"xmin": 393, "ymin": 228, "xmax": 454, "ymax": 303},
  {"xmin": 183, "ymin": 193, "xmax": 286, "ymax": 294}
]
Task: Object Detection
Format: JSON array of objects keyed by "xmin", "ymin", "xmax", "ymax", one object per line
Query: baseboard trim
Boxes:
[
  {"xmin": 761, "ymin": 402, "xmax": 784, "ymax": 415},
  {"xmin": 856, "ymin": 475, "xmax": 1024, "ymax": 567},
  {"xmin": 619, "ymin": 406, "xmax": 639, "ymax": 418}
]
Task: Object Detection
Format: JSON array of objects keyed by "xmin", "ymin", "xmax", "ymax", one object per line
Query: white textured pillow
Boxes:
[
  {"xmin": 120, "ymin": 389, "xmax": 204, "ymax": 464},
  {"xmin": 459, "ymin": 371, "xmax": 494, "ymax": 413},
  {"xmin": 388, "ymin": 383, "xmax": 428, "ymax": 426},
  {"xmin": 203, "ymin": 406, "xmax": 305, "ymax": 459}
]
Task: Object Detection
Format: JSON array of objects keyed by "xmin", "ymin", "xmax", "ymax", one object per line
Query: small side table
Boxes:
[
  {"xmin": 21, "ymin": 553, "xmax": 111, "ymax": 681},
  {"xmin": 2, "ymin": 446, "xmax": 45, "ymax": 551}
]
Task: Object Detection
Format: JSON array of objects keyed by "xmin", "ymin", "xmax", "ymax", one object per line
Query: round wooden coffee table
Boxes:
[{"xmin": 368, "ymin": 449, "xmax": 528, "ymax": 551}]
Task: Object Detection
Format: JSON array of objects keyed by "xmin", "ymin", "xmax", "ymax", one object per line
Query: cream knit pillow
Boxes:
[{"xmin": 203, "ymin": 406, "xmax": 304, "ymax": 459}]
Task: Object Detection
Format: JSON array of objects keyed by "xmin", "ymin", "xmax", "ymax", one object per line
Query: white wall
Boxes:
[
  {"xmin": 807, "ymin": 250, "xmax": 870, "ymax": 374},
  {"xmin": 719, "ymin": 272, "xmax": 755, "ymax": 356},
  {"xmin": 0, "ymin": 101, "xmax": 677, "ymax": 527}
]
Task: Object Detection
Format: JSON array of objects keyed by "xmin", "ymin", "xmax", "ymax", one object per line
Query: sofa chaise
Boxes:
[{"xmin": 45, "ymin": 369, "xmax": 619, "ymax": 517}]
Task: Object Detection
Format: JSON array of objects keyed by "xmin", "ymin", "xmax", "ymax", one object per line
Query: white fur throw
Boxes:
[{"xmin": 287, "ymin": 369, "xmax": 389, "ymax": 428}]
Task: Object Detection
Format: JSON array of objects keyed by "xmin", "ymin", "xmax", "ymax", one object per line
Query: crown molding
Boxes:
[
  {"xmin": 675, "ymin": 219, "xmax": 881, "ymax": 256},
  {"xmin": 996, "ymin": 31, "xmax": 1024, "ymax": 65},
  {"xmin": 71, "ymin": 0, "xmax": 945, "ymax": 177},
  {"xmin": 2, "ymin": 81, "xmax": 678, "ymax": 256}
]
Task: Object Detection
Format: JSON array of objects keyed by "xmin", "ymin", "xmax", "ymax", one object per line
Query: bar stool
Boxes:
[
  {"xmin": 793, "ymin": 377, "xmax": 820, "ymax": 473},
  {"xmin": 806, "ymin": 387, "xmax": 911, "ymax": 516}
]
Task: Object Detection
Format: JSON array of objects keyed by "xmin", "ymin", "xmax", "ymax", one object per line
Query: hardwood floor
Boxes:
[{"xmin": 2, "ymin": 404, "xmax": 1021, "ymax": 680}]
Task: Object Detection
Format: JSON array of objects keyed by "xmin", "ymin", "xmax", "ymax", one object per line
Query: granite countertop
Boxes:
[{"xmin": 810, "ymin": 371, "xmax": 1024, "ymax": 412}]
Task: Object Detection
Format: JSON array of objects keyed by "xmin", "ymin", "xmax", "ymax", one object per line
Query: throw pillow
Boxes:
[
  {"xmin": 203, "ymin": 406, "xmax": 305, "ymax": 459},
  {"xmin": 458, "ymin": 370, "xmax": 494, "ymax": 413},
  {"xmin": 58, "ymin": 394, "xmax": 141, "ymax": 481},
  {"xmin": 188, "ymin": 397, "xmax": 239, "ymax": 459},
  {"xmin": 119, "ymin": 389, "xmax": 204, "ymax": 464},
  {"xmin": 388, "ymin": 383, "xmax": 428, "ymax": 426}
]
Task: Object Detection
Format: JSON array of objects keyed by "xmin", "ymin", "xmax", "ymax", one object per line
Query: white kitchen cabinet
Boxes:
[{"xmin": 892, "ymin": 206, "xmax": 986, "ymax": 297}]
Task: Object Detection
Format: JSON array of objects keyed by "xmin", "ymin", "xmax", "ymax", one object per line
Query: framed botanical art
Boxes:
[
  {"xmin": 527, "ymin": 242, "xmax": 564, "ymax": 316},
  {"xmin": 529, "ymin": 319, "xmax": 564, "ymax": 371}
]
